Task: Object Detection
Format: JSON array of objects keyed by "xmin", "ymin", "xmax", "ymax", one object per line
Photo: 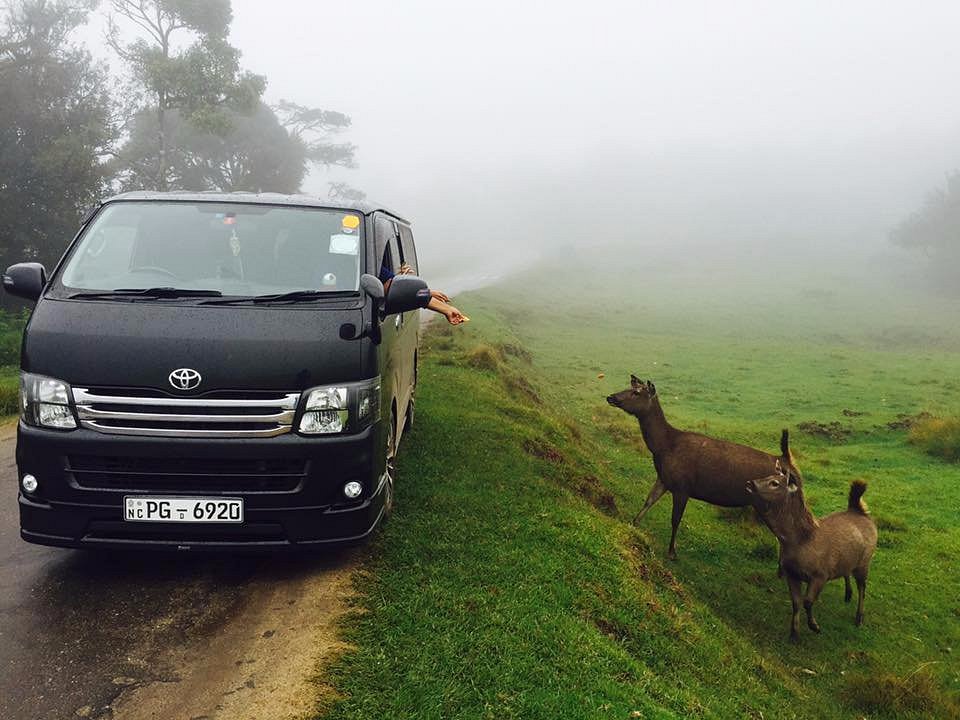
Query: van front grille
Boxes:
[
  {"xmin": 67, "ymin": 455, "xmax": 306, "ymax": 493},
  {"xmin": 73, "ymin": 388, "xmax": 301, "ymax": 438}
]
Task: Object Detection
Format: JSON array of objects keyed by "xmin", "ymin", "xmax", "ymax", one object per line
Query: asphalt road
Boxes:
[{"xmin": 0, "ymin": 422, "xmax": 357, "ymax": 720}]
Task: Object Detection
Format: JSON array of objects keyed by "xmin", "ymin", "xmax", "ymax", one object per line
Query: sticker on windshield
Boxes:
[{"xmin": 330, "ymin": 234, "xmax": 359, "ymax": 255}]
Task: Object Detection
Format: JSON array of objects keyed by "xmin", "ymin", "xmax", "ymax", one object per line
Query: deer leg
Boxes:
[
  {"xmin": 632, "ymin": 478, "xmax": 667, "ymax": 525},
  {"xmin": 803, "ymin": 576, "xmax": 826, "ymax": 633},
  {"xmin": 844, "ymin": 576, "xmax": 852, "ymax": 603},
  {"xmin": 786, "ymin": 574, "xmax": 803, "ymax": 642},
  {"xmin": 854, "ymin": 570, "xmax": 867, "ymax": 626},
  {"xmin": 667, "ymin": 493, "xmax": 688, "ymax": 561}
]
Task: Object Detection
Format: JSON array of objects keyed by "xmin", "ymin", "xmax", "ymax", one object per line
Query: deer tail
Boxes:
[{"xmin": 848, "ymin": 480, "xmax": 869, "ymax": 514}]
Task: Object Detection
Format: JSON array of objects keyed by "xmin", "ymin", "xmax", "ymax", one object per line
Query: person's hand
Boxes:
[
  {"xmin": 444, "ymin": 305, "xmax": 468, "ymax": 325},
  {"xmin": 431, "ymin": 289, "xmax": 450, "ymax": 303},
  {"xmin": 398, "ymin": 263, "xmax": 414, "ymax": 275}
]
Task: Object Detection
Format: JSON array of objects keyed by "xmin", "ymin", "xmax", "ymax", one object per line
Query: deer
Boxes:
[
  {"xmin": 745, "ymin": 465, "xmax": 877, "ymax": 641},
  {"xmin": 606, "ymin": 375, "xmax": 799, "ymax": 560}
]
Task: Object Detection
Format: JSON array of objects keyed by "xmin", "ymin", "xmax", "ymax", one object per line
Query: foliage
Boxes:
[
  {"xmin": 910, "ymin": 417, "xmax": 960, "ymax": 463},
  {"xmin": 114, "ymin": 99, "xmax": 359, "ymax": 193},
  {"xmin": 0, "ymin": 0, "xmax": 114, "ymax": 288},
  {"xmin": 107, "ymin": 0, "xmax": 266, "ymax": 190},
  {"xmin": 0, "ymin": 309, "xmax": 28, "ymax": 367},
  {"xmin": 891, "ymin": 172, "xmax": 960, "ymax": 286},
  {"xmin": 329, "ymin": 182, "xmax": 367, "ymax": 203},
  {"xmin": 115, "ymin": 103, "xmax": 307, "ymax": 192},
  {"xmin": 274, "ymin": 100, "xmax": 356, "ymax": 169}
]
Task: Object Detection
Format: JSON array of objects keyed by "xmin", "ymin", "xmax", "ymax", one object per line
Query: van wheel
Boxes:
[
  {"xmin": 404, "ymin": 389, "xmax": 415, "ymax": 433},
  {"xmin": 404, "ymin": 355, "xmax": 418, "ymax": 432},
  {"xmin": 383, "ymin": 411, "xmax": 397, "ymax": 518}
]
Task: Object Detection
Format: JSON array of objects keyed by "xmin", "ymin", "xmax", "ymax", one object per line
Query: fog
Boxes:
[{"xmin": 82, "ymin": 0, "xmax": 960, "ymax": 280}]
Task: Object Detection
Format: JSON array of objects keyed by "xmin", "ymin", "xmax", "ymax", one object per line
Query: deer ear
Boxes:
[
  {"xmin": 647, "ymin": 381, "xmax": 656, "ymax": 395},
  {"xmin": 630, "ymin": 374, "xmax": 642, "ymax": 388},
  {"xmin": 774, "ymin": 458, "xmax": 782, "ymax": 473}
]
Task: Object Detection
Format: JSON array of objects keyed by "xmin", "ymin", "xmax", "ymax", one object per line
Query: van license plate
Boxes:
[{"xmin": 124, "ymin": 497, "xmax": 243, "ymax": 523}]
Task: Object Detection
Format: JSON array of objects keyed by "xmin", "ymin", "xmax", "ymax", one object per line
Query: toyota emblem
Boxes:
[{"xmin": 169, "ymin": 368, "xmax": 202, "ymax": 391}]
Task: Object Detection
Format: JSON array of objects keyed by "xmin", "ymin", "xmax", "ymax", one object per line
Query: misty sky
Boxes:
[{"xmin": 81, "ymin": 1, "xmax": 960, "ymax": 273}]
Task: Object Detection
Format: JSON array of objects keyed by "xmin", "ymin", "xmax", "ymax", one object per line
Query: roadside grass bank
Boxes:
[
  {"xmin": 0, "ymin": 309, "xmax": 26, "ymax": 415},
  {"xmin": 320, "ymin": 266, "xmax": 959, "ymax": 720}
]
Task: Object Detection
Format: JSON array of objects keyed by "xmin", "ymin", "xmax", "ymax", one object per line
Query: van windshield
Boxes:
[{"xmin": 58, "ymin": 202, "xmax": 364, "ymax": 297}]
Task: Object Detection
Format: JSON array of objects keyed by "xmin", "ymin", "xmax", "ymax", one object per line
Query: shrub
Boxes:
[
  {"xmin": 843, "ymin": 666, "xmax": 960, "ymax": 719},
  {"xmin": 0, "ymin": 309, "xmax": 28, "ymax": 367},
  {"xmin": 909, "ymin": 417, "xmax": 960, "ymax": 462},
  {"xmin": 0, "ymin": 379, "xmax": 18, "ymax": 416},
  {"xmin": 463, "ymin": 344, "xmax": 503, "ymax": 372}
]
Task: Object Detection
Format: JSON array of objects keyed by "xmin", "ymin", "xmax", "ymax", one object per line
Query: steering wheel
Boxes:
[{"xmin": 128, "ymin": 266, "xmax": 181, "ymax": 281}]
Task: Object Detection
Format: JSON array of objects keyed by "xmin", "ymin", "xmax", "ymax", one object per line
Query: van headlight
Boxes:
[
  {"xmin": 20, "ymin": 373, "xmax": 77, "ymax": 430},
  {"xmin": 298, "ymin": 377, "xmax": 380, "ymax": 435}
]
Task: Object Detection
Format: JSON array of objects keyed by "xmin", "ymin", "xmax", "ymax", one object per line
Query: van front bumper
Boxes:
[{"xmin": 15, "ymin": 420, "xmax": 388, "ymax": 551}]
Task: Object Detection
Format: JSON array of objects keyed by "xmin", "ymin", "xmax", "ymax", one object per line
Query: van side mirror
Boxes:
[
  {"xmin": 384, "ymin": 275, "xmax": 431, "ymax": 315},
  {"xmin": 360, "ymin": 273, "xmax": 384, "ymax": 301},
  {"xmin": 3, "ymin": 262, "xmax": 47, "ymax": 302}
]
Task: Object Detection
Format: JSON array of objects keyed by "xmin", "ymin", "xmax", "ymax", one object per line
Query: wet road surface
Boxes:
[{"xmin": 0, "ymin": 422, "xmax": 357, "ymax": 720}]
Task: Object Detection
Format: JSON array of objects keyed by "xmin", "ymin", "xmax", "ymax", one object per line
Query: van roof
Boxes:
[{"xmin": 103, "ymin": 191, "xmax": 410, "ymax": 224}]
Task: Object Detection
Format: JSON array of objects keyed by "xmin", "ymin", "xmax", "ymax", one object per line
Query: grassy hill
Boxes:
[{"xmin": 319, "ymin": 265, "xmax": 960, "ymax": 719}]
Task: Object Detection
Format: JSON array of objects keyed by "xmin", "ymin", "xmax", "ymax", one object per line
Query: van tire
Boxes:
[
  {"xmin": 383, "ymin": 409, "xmax": 397, "ymax": 518},
  {"xmin": 404, "ymin": 354, "xmax": 418, "ymax": 433}
]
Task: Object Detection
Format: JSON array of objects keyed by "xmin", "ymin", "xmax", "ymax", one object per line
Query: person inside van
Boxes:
[{"xmin": 380, "ymin": 261, "xmax": 468, "ymax": 325}]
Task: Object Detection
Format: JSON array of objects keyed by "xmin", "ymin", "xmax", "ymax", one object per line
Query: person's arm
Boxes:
[{"xmin": 427, "ymin": 297, "xmax": 467, "ymax": 325}]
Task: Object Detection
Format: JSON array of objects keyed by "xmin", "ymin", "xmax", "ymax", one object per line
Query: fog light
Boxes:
[
  {"xmin": 21, "ymin": 474, "xmax": 38, "ymax": 494},
  {"xmin": 343, "ymin": 481, "xmax": 363, "ymax": 499}
]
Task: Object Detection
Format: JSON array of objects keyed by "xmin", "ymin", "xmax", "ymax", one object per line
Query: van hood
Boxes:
[{"xmin": 23, "ymin": 299, "xmax": 365, "ymax": 392}]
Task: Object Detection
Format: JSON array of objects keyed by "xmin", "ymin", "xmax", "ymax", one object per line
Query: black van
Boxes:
[{"xmin": 3, "ymin": 192, "xmax": 430, "ymax": 550}]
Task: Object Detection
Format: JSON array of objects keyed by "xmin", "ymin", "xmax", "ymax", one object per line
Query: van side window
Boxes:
[
  {"xmin": 399, "ymin": 226, "xmax": 417, "ymax": 274},
  {"xmin": 375, "ymin": 217, "xmax": 399, "ymax": 274}
]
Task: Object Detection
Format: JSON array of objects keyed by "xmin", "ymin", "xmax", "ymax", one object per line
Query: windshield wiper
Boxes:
[
  {"xmin": 201, "ymin": 290, "xmax": 329, "ymax": 306},
  {"xmin": 68, "ymin": 287, "xmax": 224, "ymax": 300}
]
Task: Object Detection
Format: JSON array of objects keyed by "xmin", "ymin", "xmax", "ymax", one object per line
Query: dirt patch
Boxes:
[
  {"xmin": 887, "ymin": 411, "xmax": 934, "ymax": 431},
  {"xmin": 841, "ymin": 409, "xmax": 865, "ymax": 417},
  {"xmin": 797, "ymin": 420, "xmax": 852, "ymax": 442},
  {"xmin": 522, "ymin": 438, "xmax": 565, "ymax": 464},
  {"xmin": 497, "ymin": 342, "xmax": 532, "ymax": 363},
  {"xmin": 573, "ymin": 475, "xmax": 618, "ymax": 516},
  {"xmin": 107, "ymin": 556, "xmax": 358, "ymax": 720},
  {"xmin": 502, "ymin": 372, "xmax": 542, "ymax": 405}
]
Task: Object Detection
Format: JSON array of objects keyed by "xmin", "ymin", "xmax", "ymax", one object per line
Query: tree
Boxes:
[
  {"xmin": 274, "ymin": 100, "xmax": 356, "ymax": 170},
  {"xmin": 107, "ymin": 0, "xmax": 265, "ymax": 190},
  {"xmin": 891, "ymin": 173, "xmax": 960, "ymax": 286},
  {"xmin": 0, "ymin": 0, "xmax": 114, "ymax": 287},
  {"xmin": 114, "ymin": 100, "xmax": 359, "ymax": 193},
  {"xmin": 328, "ymin": 182, "xmax": 367, "ymax": 203}
]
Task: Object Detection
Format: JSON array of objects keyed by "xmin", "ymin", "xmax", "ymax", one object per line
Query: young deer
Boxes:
[
  {"xmin": 745, "ymin": 465, "xmax": 877, "ymax": 641},
  {"xmin": 606, "ymin": 375, "xmax": 798, "ymax": 560}
]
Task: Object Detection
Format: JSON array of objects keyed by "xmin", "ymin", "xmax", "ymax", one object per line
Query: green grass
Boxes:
[
  {"xmin": 0, "ymin": 366, "xmax": 17, "ymax": 416},
  {"xmin": 320, "ymin": 262, "xmax": 960, "ymax": 719},
  {"xmin": 0, "ymin": 309, "xmax": 25, "ymax": 415}
]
